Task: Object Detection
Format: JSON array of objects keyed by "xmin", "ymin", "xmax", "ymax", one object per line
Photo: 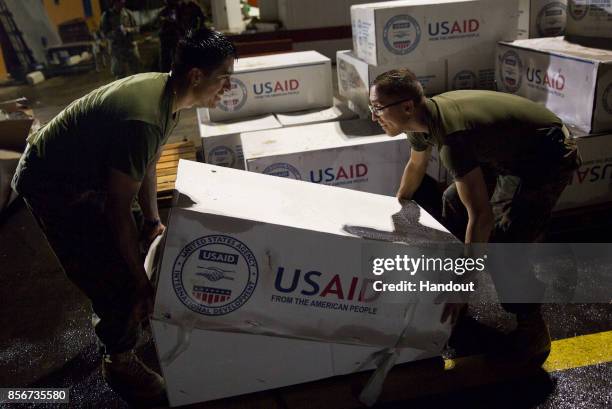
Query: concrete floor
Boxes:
[{"xmin": 0, "ymin": 69, "xmax": 610, "ymax": 408}]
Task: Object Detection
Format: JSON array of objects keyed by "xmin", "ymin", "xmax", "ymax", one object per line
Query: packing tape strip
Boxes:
[
  {"xmin": 160, "ymin": 314, "xmax": 197, "ymax": 366},
  {"xmin": 359, "ymin": 348, "xmax": 399, "ymax": 407},
  {"xmin": 359, "ymin": 303, "xmax": 418, "ymax": 406}
]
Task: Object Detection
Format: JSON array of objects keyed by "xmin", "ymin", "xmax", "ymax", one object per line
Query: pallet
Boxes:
[{"xmin": 156, "ymin": 140, "xmax": 197, "ymax": 200}]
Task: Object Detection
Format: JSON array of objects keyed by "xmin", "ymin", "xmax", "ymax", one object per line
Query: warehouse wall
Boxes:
[{"xmin": 42, "ymin": 0, "xmax": 102, "ymax": 31}]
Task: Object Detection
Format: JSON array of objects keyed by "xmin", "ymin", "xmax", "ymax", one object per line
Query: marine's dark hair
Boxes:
[
  {"xmin": 372, "ymin": 68, "xmax": 424, "ymax": 103},
  {"xmin": 173, "ymin": 28, "xmax": 237, "ymax": 76}
]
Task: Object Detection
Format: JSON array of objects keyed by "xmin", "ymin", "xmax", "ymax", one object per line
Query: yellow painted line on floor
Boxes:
[
  {"xmin": 442, "ymin": 330, "xmax": 612, "ymax": 374},
  {"xmin": 542, "ymin": 330, "xmax": 612, "ymax": 372}
]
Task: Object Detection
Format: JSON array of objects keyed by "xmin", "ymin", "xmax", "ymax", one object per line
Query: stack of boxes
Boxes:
[
  {"xmin": 496, "ymin": 0, "xmax": 612, "ymax": 211},
  {"xmin": 197, "ymin": 49, "xmax": 408, "ymax": 198},
  {"xmin": 148, "ymin": 3, "xmax": 612, "ymax": 406},
  {"xmin": 198, "ymin": 51, "xmax": 358, "ymax": 170},
  {"xmin": 337, "ymin": 0, "xmax": 521, "ymax": 184},
  {"xmin": 338, "ymin": 0, "xmax": 520, "ymax": 116},
  {"xmin": 242, "ymin": 119, "xmax": 409, "ymax": 196}
]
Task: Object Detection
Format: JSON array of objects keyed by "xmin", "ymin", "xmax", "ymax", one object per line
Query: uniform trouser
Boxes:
[
  {"xmin": 441, "ymin": 137, "xmax": 579, "ymax": 316},
  {"xmin": 110, "ymin": 45, "xmax": 140, "ymax": 79},
  {"xmin": 18, "ymin": 185, "xmax": 144, "ymax": 355}
]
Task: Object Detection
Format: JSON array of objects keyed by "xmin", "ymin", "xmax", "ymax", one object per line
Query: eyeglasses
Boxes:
[{"xmin": 368, "ymin": 98, "xmax": 413, "ymax": 116}]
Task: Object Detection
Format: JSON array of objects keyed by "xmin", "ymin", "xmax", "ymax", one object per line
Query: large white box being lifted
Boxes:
[
  {"xmin": 496, "ymin": 37, "xmax": 612, "ymax": 134},
  {"xmin": 202, "ymin": 51, "xmax": 333, "ymax": 122},
  {"xmin": 351, "ymin": 0, "xmax": 518, "ymax": 67},
  {"xmin": 242, "ymin": 119, "xmax": 408, "ymax": 196},
  {"xmin": 151, "ymin": 161, "xmax": 457, "ymax": 406}
]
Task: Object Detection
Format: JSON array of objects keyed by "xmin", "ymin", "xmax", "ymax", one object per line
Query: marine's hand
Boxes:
[{"xmin": 142, "ymin": 222, "xmax": 166, "ymax": 252}]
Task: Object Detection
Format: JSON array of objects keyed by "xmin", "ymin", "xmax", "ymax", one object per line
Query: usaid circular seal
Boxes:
[
  {"xmin": 172, "ymin": 235, "xmax": 259, "ymax": 316},
  {"xmin": 536, "ymin": 2, "xmax": 567, "ymax": 37},
  {"xmin": 218, "ymin": 78, "xmax": 247, "ymax": 112},
  {"xmin": 383, "ymin": 15, "xmax": 421, "ymax": 55},
  {"xmin": 498, "ymin": 50, "xmax": 523, "ymax": 93},
  {"xmin": 263, "ymin": 163, "xmax": 302, "ymax": 180},
  {"xmin": 207, "ymin": 145, "xmax": 236, "ymax": 167},
  {"xmin": 568, "ymin": 0, "xmax": 589, "ymax": 21},
  {"xmin": 603, "ymin": 83, "xmax": 612, "ymax": 115},
  {"xmin": 452, "ymin": 70, "xmax": 478, "ymax": 90}
]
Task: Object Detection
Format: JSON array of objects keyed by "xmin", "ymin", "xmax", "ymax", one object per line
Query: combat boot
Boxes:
[
  {"xmin": 102, "ymin": 350, "xmax": 166, "ymax": 406},
  {"xmin": 490, "ymin": 309, "xmax": 551, "ymax": 367}
]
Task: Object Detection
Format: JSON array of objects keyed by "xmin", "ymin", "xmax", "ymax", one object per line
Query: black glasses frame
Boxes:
[{"xmin": 368, "ymin": 98, "xmax": 413, "ymax": 116}]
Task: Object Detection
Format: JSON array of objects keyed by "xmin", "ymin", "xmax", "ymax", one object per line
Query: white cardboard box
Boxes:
[
  {"xmin": 336, "ymin": 50, "xmax": 446, "ymax": 118},
  {"xmin": 204, "ymin": 51, "xmax": 333, "ymax": 122},
  {"xmin": 566, "ymin": 0, "xmax": 612, "ymax": 40},
  {"xmin": 152, "ymin": 161, "xmax": 456, "ymax": 406},
  {"xmin": 351, "ymin": 0, "xmax": 518, "ymax": 67},
  {"xmin": 496, "ymin": 37, "xmax": 612, "ymax": 133},
  {"xmin": 518, "ymin": 0, "xmax": 567, "ymax": 39},
  {"xmin": 447, "ymin": 51, "xmax": 497, "ymax": 91},
  {"xmin": 242, "ymin": 119, "xmax": 409, "ymax": 196},
  {"xmin": 555, "ymin": 130, "xmax": 612, "ymax": 211},
  {"xmin": 198, "ymin": 112, "xmax": 282, "ymax": 169},
  {"xmin": 274, "ymin": 98, "xmax": 358, "ymax": 126},
  {"xmin": 152, "ymin": 319, "xmax": 435, "ymax": 407},
  {"xmin": 199, "ymin": 101, "xmax": 358, "ymax": 170}
]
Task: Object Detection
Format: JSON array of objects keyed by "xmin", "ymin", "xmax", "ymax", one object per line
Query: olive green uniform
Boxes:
[
  {"xmin": 101, "ymin": 7, "xmax": 140, "ymax": 78},
  {"xmin": 12, "ymin": 73, "xmax": 179, "ymax": 354},
  {"xmin": 407, "ymin": 90, "xmax": 579, "ymax": 314}
]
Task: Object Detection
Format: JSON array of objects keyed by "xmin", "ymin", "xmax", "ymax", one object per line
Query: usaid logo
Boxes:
[
  {"xmin": 275, "ymin": 267, "xmax": 380, "ymax": 303},
  {"xmin": 536, "ymin": 2, "xmax": 567, "ymax": 37},
  {"xmin": 526, "ymin": 68, "xmax": 566, "ymax": 91},
  {"xmin": 172, "ymin": 235, "xmax": 258, "ymax": 316},
  {"xmin": 383, "ymin": 15, "xmax": 421, "ymax": 55},
  {"xmin": 570, "ymin": 162, "xmax": 612, "ymax": 185},
  {"xmin": 217, "ymin": 78, "xmax": 247, "ymax": 112},
  {"xmin": 253, "ymin": 79, "xmax": 300, "ymax": 96},
  {"xmin": 499, "ymin": 50, "xmax": 523, "ymax": 93},
  {"xmin": 207, "ymin": 145, "xmax": 236, "ymax": 167},
  {"xmin": 263, "ymin": 163, "xmax": 302, "ymax": 179},
  {"xmin": 428, "ymin": 19, "xmax": 480, "ymax": 37},
  {"xmin": 310, "ymin": 163, "xmax": 368, "ymax": 184},
  {"xmin": 452, "ymin": 70, "xmax": 478, "ymax": 90},
  {"xmin": 568, "ymin": 0, "xmax": 589, "ymax": 21}
]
